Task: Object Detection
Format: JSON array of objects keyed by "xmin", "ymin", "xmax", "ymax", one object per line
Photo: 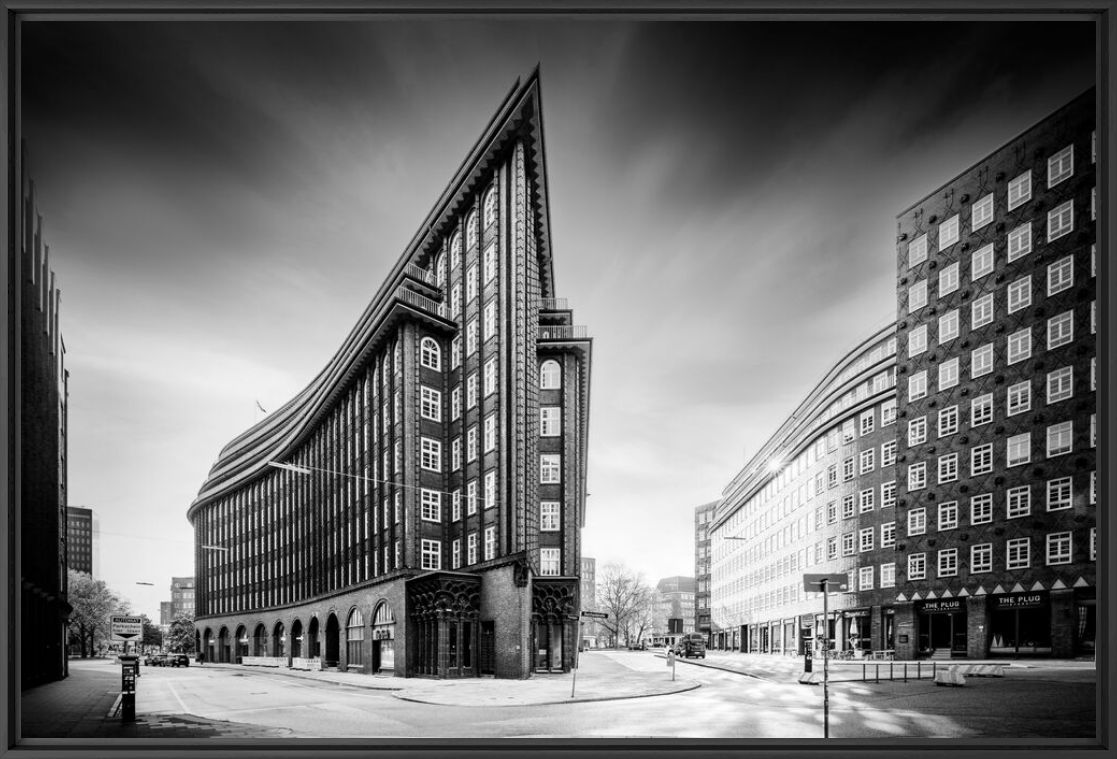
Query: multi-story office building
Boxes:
[
  {"xmin": 694, "ymin": 501, "xmax": 716, "ymax": 646},
  {"xmin": 160, "ymin": 601, "xmax": 174, "ymax": 631},
  {"xmin": 709, "ymin": 327, "xmax": 898, "ymax": 655},
  {"xmin": 893, "ymin": 88, "xmax": 1097, "ymax": 660},
  {"xmin": 650, "ymin": 576, "xmax": 696, "ymax": 648},
  {"xmin": 187, "ymin": 71, "xmax": 592, "ymax": 679},
  {"xmin": 170, "ymin": 577, "xmax": 195, "ymax": 620},
  {"xmin": 18, "ymin": 149, "xmax": 72, "ymax": 687},
  {"xmin": 66, "ymin": 506, "xmax": 94, "ymax": 575},
  {"xmin": 579, "ymin": 556, "xmax": 599, "ymax": 648}
]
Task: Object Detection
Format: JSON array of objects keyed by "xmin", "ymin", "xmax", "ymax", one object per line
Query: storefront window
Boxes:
[{"xmin": 989, "ymin": 593, "xmax": 1051, "ymax": 655}]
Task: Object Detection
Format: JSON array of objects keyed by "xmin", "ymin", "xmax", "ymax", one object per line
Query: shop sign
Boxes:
[
  {"xmin": 917, "ymin": 599, "xmax": 962, "ymax": 615},
  {"xmin": 992, "ymin": 592, "xmax": 1047, "ymax": 610},
  {"xmin": 843, "ymin": 609, "xmax": 871, "ymax": 618}
]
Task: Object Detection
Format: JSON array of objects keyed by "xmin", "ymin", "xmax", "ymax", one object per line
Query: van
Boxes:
[{"xmin": 674, "ymin": 633, "xmax": 706, "ymax": 659}]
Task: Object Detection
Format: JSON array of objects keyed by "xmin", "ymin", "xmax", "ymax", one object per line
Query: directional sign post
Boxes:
[
  {"xmin": 111, "ymin": 615, "xmax": 144, "ymax": 647},
  {"xmin": 802, "ymin": 574, "xmax": 848, "ymax": 739}
]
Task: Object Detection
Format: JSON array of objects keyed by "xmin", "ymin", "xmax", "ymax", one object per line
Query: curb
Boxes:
[
  {"xmin": 203, "ymin": 662, "xmax": 403, "ymax": 692},
  {"xmin": 392, "ymin": 681, "xmax": 702, "ymax": 707}
]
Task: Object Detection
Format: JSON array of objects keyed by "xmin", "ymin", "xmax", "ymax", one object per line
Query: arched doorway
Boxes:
[
  {"xmin": 345, "ymin": 608, "xmax": 364, "ymax": 670},
  {"xmin": 307, "ymin": 616, "xmax": 320, "ymax": 659},
  {"xmin": 273, "ymin": 621, "xmax": 286, "ymax": 659},
  {"xmin": 203, "ymin": 628, "xmax": 215, "ymax": 664},
  {"xmin": 325, "ymin": 613, "xmax": 340, "ymax": 668},
  {"xmin": 253, "ymin": 623, "xmax": 267, "ymax": 657},
  {"xmin": 291, "ymin": 619, "xmax": 303, "ymax": 659},
  {"xmin": 218, "ymin": 627, "xmax": 230, "ymax": 663},
  {"xmin": 235, "ymin": 625, "xmax": 248, "ymax": 662},
  {"xmin": 371, "ymin": 601, "xmax": 396, "ymax": 674}
]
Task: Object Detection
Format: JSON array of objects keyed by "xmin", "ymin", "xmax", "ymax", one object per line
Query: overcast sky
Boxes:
[{"xmin": 21, "ymin": 18, "xmax": 1094, "ymax": 620}]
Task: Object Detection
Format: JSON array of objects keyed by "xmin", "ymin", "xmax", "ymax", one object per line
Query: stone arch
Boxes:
[
  {"xmin": 324, "ymin": 612, "xmax": 341, "ymax": 668},
  {"xmin": 252, "ymin": 622, "xmax": 268, "ymax": 657},
  {"xmin": 273, "ymin": 620, "xmax": 286, "ymax": 658},
  {"xmin": 307, "ymin": 616, "xmax": 321, "ymax": 659},
  {"xmin": 203, "ymin": 627, "xmax": 215, "ymax": 663},
  {"xmin": 291, "ymin": 618, "xmax": 304, "ymax": 659},
  {"xmin": 234, "ymin": 624, "xmax": 249, "ymax": 662},
  {"xmin": 217, "ymin": 626, "xmax": 230, "ymax": 663}
]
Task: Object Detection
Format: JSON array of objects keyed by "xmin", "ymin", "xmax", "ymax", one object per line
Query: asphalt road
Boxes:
[{"xmin": 120, "ymin": 651, "xmax": 1095, "ymax": 739}]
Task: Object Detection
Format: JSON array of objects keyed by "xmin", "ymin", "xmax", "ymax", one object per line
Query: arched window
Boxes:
[
  {"xmin": 273, "ymin": 621, "xmax": 286, "ymax": 658},
  {"xmin": 540, "ymin": 360, "xmax": 562, "ymax": 390},
  {"xmin": 433, "ymin": 252, "xmax": 444, "ymax": 285},
  {"xmin": 450, "ymin": 232, "xmax": 462, "ymax": 270},
  {"xmin": 346, "ymin": 608, "xmax": 365, "ymax": 667},
  {"xmin": 465, "ymin": 211, "xmax": 478, "ymax": 250},
  {"xmin": 420, "ymin": 337, "xmax": 441, "ymax": 370},
  {"xmin": 483, "ymin": 186, "xmax": 498, "ymax": 228}
]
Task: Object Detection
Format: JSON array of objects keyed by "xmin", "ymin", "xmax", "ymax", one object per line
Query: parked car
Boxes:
[
  {"xmin": 674, "ymin": 633, "xmax": 707, "ymax": 659},
  {"xmin": 168, "ymin": 653, "xmax": 190, "ymax": 667},
  {"xmin": 150, "ymin": 653, "xmax": 169, "ymax": 667}
]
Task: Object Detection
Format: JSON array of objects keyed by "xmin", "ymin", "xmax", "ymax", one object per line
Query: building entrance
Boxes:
[{"xmin": 916, "ymin": 599, "xmax": 966, "ymax": 657}]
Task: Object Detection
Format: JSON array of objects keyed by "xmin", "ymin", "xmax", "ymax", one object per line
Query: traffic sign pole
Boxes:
[{"xmin": 822, "ymin": 579, "xmax": 829, "ymax": 739}]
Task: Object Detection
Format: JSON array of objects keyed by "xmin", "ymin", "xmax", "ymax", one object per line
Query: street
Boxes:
[{"xmin": 25, "ymin": 650, "xmax": 1095, "ymax": 740}]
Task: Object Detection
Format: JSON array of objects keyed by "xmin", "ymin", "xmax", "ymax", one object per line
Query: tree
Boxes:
[
  {"xmin": 66, "ymin": 571, "xmax": 130, "ymax": 658},
  {"xmin": 141, "ymin": 614, "xmax": 162, "ymax": 651},
  {"xmin": 167, "ymin": 615, "xmax": 196, "ymax": 654},
  {"xmin": 595, "ymin": 562, "xmax": 654, "ymax": 648}
]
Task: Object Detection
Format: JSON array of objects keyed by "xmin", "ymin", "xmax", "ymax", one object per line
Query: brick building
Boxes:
[
  {"xmin": 18, "ymin": 148, "xmax": 72, "ymax": 688},
  {"xmin": 65, "ymin": 506, "xmax": 94, "ymax": 576},
  {"xmin": 893, "ymin": 87, "xmax": 1097, "ymax": 660},
  {"xmin": 187, "ymin": 70, "xmax": 592, "ymax": 679},
  {"xmin": 170, "ymin": 576, "xmax": 195, "ymax": 620}
]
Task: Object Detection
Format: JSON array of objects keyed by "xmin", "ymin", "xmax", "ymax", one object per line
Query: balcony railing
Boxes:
[
  {"xmin": 404, "ymin": 263, "xmax": 436, "ymax": 285},
  {"xmin": 541, "ymin": 297, "xmax": 569, "ymax": 311},
  {"xmin": 396, "ymin": 287, "xmax": 447, "ymax": 318},
  {"xmin": 538, "ymin": 325, "xmax": 588, "ymax": 340}
]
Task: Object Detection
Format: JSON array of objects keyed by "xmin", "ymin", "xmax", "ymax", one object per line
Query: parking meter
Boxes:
[{"xmin": 119, "ymin": 654, "xmax": 139, "ymax": 722}]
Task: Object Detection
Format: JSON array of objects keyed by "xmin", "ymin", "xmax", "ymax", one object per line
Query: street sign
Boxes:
[
  {"xmin": 802, "ymin": 574, "xmax": 849, "ymax": 593},
  {"xmin": 580, "ymin": 611, "xmax": 609, "ymax": 619},
  {"xmin": 111, "ymin": 615, "xmax": 144, "ymax": 642}
]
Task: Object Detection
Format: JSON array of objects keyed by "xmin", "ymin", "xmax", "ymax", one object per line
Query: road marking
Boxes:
[{"xmin": 166, "ymin": 680, "xmax": 190, "ymax": 714}]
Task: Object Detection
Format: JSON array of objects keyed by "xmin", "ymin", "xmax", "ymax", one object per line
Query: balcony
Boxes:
[
  {"xmin": 404, "ymin": 263, "xmax": 436, "ymax": 286},
  {"xmin": 396, "ymin": 287, "xmax": 447, "ymax": 319},
  {"xmin": 538, "ymin": 325, "xmax": 588, "ymax": 340},
  {"xmin": 540, "ymin": 297, "xmax": 569, "ymax": 311}
]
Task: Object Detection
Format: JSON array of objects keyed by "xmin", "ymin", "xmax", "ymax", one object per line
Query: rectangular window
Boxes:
[
  {"xmin": 466, "ymin": 372, "xmax": 478, "ymax": 409},
  {"xmin": 859, "ymin": 409, "xmax": 875, "ymax": 436},
  {"xmin": 858, "ymin": 566, "xmax": 874, "ymax": 591},
  {"xmin": 971, "ymin": 393, "xmax": 993, "ymax": 427},
  {"xmin": 421, "ymin": 539, "xmax": 441, "ymax": 570},
  {"xmin": 881, "ymin": 398, "xmax": 897, "ymax": 426},
  {"xmin": 483, "ymin": 243, "xmax": 497, "ymax": 282},
  {"xmin": 937, "ymin": 548, "xmax": 959, "ymax": 577},
  {"xmin": 881, "ymin": 440, "xmax": 897, "ymax": 466},
  {"xmin": 971, "ymin": 194, "xmax": 994, "ymax": 233},
  {"xmin": 859, "ymin": 488, "xmax": 874, "ymax": 512},
  {"xmin": 540, "ymin": 501, "xmax": 560, "ymax": 531},
  {"xmin": 420, "ymin": 386, "xmax": 441, "ymax": 421},
  {"xmin": 908, "ymin": 370, "xmax": 928, "ymax": 400},
  {"xmin": 1007, "ymin": 432, "xmax": 1031, "ymax": 467},
  {"xmin": 970, "ymin": 543, "xmax": 992, "ymax": 574},
  {"xmin": 842, "ymin": 458, "xmax": 855, "ymax": 482},
  {"xmin": 1047, "ymin": 200, "xmax": 1074, "ymax": 242},
  {"xmin": 971, "ymin": 293, "xmax": 994, "ymax": 329},
  {"xmin": 858, "ymin": 527, "xmax": 874, "ymax": 553},
  {"xmin": 938, "ymin": 405, "xmax": 959, "ymax": 437},
  {"xmin": 540, "ymin": 547, "xmax": 560, "ymax": 576},
  {"xmin": 484, "ymin": 414, "xmax": 497, "ymax": 453},
  {"xmin": 1007, "ymin": 275, "xmax": 1032, "ymax": 314},
  {"xmin": 466, "ymin": 479, "xmax": 478, "ymax": 515},
  {"xmin": 483, "ymin": 300, "xmax": 497, "ymax": 340},
  {"xmin": 971, "ymin": 443, "xmax": 993, "ymax": 476},
  {"xmin": 971, "ymin": 343, "xmax": 994, "ymax": 378},
  {"xmin": 1007, "ymin": 169, "xmax": 1032, "ymax": 210},
  {"xmin": 540, "ymin": 454, "xmax": 561, "ymax": 483},
  {"xmin": 1006, "ymin": 380, "xmax": 1032, "ymax": 416},
  {"xmin": 970, "ymin": 493, "xmax": 993, "ymax": 525},
  {"xmin": 1046, "ymin": 421, "xmax": 1072, "ymax": 457},
  {"xmin": 452, "ymin": 539, "xmax": 461, "ymax": 569},
  {"xmin": 1047, "ymin": 256, "xmax": 1074, "ymax": 296},
  {"xmin": 938, "ymin": 215, "xmax": 960, "ymax": 251},
  {"xmin": 1047, "ymin": 310, "xmax": 1074, "ymax": 350},
  {"xmin": 908, "ymin": 324, "xmax": 928, "ymax": 357},
  {"xmin": 1006, "ymin": 485, "xmax": 1031, "ymax": 519},
  {"xmin": 421, "ymin": 489, "xmax": 441, "ymax": 522},
  {"xmin": 881, "ymin": 563, "xmax": 896, "ymax": 588},
  {"xmin": 1007, "ymin": 327, "xmax": 1032, "ymax": 364},
  {"xmin": 467, "ymin": 426, "xmax": 478, "ymax": 461},
  {"xmin": 451, "ymin": 490, "xmax": 462, "ymax": 521},
  {"xmin": 467, "ymin": 532, "xmax": 478, "ymax": 564},
  {"xmin": 484, "ymin": 526, "xmax": 496, "ymax": 561},
  {"xmin": 937, "ymin": 453, "xmax": 958, "ymax": 484},
  {"xmin": 842, "ymin": 494, "xmax": 856, "ymax": 519},
  {"xmin": 939, "ymin": 309, "xmax": 959, "ymax": 344},
  {"xmin": 1046, "ymin": 532, "xmax": 1072, "ymax": 565},
  {"xmin": 938, "ymin": 357, "xmax": 960, "ymax": 391},
  {"xmin": 908, "ymin": 553, "xmax": 926, "ymax": 580},
  {"xmin": 859, "ymin": 449, "xmax": 875, "ymax": 474},
  {"xmin": 466, "ymin": 264, "xmax": 478, "ymax": 301},
  {"xmin": 420, "ymin": 438, "xmax": 442, "ymax": 472},
  {"xmin": 908, "ymin": 279, "xmax": 928, "ymax": 312},
  {"xmin": 908, "ymin": 416, "xmax": 927, "ymax": 446},
  {"xmin": 908, "ymin": 507, "xmax": 927, "ymax": 536},
  {"xmin": 938, "ymin": 501, "xmax": 959, "ymax": 531},
  {"xmin": 484, "ymin": 470, "xmax": 496, "ymax": 509},
  {"xmin": 908, "ymin": 233, "xmax": 928, "ymax": 267},
  {"xmin": 827, "ymin": 536, "xmax": 838, "ymax": 560},
  {"xmin": 1046, "ymin": 366, "xmax": 1073, "ymax": 404},
  {"xmin": 939, "ymin": 261, "xmax": 960, "ymax": 296},
  {"xmin": 842, "ymin": 532, "xmax": 855, "ymax": 556},
  {"xmin": 1046, "ymin": 477, "xmax": 1072, "ymax": 511},
  {"xmin": 484, "ymin": 357, "xmax": 497, "ymax": 396},
  {"xmin": 880, "ymin": 521, "xmax": 896, "ymax": 548},
  {"xmin": 1007, "ymin": 222, "xmax": 1033, "ymax": 262},
  {"xmin": 1047, "ymin": 144, "xmax": 1073, "ymax": 187},
  {"xmin": 451, "ymin": 386, "xmax": 462, "ymax": 420},
  {"xmin": 541, "ymin": 407, "xmax": 562, "ymax": 436},
  {"xmin": 881, "ymin": 481, "xmax": 897, "ymax": 509},
  {"xmin": 1006, "ymin": 538, "xmax": 1030, "ymax": 570}
]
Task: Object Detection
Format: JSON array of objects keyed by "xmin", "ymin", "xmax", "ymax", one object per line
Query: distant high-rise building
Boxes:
[
  {"xmin": 170, "ymin": 577, "xmax": 195, "ymax": 620},
  {"xmin": 693, "ymin": 501, "xmax": 717, "ymax": 645},
  {"xmin": 652, "ymin": 576, "xmax": 696, "ymax": 647},
  {"xmin": 66, "ymin": 506, "xmax": 94, "ymax": 575},
  {"xmin": 579, "ymin": 556, "xmax": 598, "ymax": 648}
]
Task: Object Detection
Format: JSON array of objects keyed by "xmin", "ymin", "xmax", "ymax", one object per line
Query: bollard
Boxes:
[
  {"xmin": 917, "ymin": 662, "xmax": 920, "ymax": 680},
  {"xmin": 890, "ymin": 662, "xmax": 893, "ymax": 682},
  {"xmin": 875, "ymin": 663, "xmax": 880, "ymax": 684}
]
